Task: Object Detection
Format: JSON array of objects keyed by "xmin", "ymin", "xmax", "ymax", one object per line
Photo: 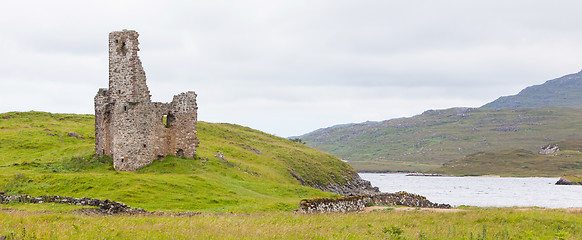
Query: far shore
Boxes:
[{"xmin": 358, "ymin": 172, "xmax": 562, "ymax": 178}]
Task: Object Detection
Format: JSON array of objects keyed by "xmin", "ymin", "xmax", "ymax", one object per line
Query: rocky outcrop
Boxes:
[
  {"xmin": 296, "ymin": 191, "xmax": 451, "ymax": 213},
  {"xmin": 540, "ymin": 144, "xmax": 559, "ymax": 155},
  {"xmin": 0, "ymin": 194, "xmax": 200, "ymax": 215},
  {"xmin": 371, "ymin": 192, "xmax": 451, "ymax": 209},
  {"xmin": 556, "ymin": 175, "xmax": 582, "ymax": 185},
  {"xmin": 316, "ymin": 176, "xmax": 380, "ymax": 196},
  {"xmin": 293, "ymin": 172, "xmax": 380, "ymax": 196}
]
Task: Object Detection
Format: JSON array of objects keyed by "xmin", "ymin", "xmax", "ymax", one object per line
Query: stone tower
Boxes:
[{"xmin": 95, "ymin": 30, "xmax": 199, "ymax": 171}]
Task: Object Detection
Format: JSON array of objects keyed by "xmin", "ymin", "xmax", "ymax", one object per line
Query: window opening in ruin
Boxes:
[
  {"xmin": 176, "ymin": 149, "xmax": 184, "ymax": 158},
  {"xmin": 143, "ymin": 144, "xmax": 146, "ymax": 148},
  {"xmin": 120, "ymin": 41, "xmax": 126, "ymax": 55},
  {"xmin": 123, "ymin": 106, "xmax": 127, "ymax": 111},
  {"xmin": 162, "ymin": 113, "xmax": 175, "ymax": 128}
]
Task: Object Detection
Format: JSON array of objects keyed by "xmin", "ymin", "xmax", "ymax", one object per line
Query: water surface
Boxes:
[{"xmin": 360, "ymin": 173, "xmax": 582, "ymax": 208}]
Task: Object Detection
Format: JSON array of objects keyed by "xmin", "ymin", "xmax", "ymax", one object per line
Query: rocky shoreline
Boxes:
[
  {"xmin": 556, "ymin": 175, "xmax": 582, "ymax": 185},
  {"xmin": 315, "ymin": 175, "xmax": 380, "ymax": 196},
  {"xmin": 292, "ymin": 172, "xmax": 453, "ymax": 213},
  {"xmin": 291, "ymin": 172, "xmax": 380, "ymax": 196}
]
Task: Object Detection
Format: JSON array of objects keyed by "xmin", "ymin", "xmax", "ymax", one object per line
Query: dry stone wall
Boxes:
[
  {"xmin": 296, "ymin": 192, "xmax": 451, "ymax": 213},
  {"xmin": 0, "ymin": 194, "xmax": 201, "ymax": 216},
  {"xmin": 95, "ymin": 30, "xmax": 198, "ymax": 171},
  {"xmin": 297, "ymin": 195, "xmax": 368, "ymax": 214}
]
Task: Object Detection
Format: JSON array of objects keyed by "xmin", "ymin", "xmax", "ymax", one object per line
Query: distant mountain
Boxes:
[
  {"xmin": 299, "ymin": 69, "xmax": 582, "ymax": 173},
  {"xmin": 300, "ymin": 107, "xmax": 582, "ymax": 172},
  {"xmin": 482, "ymin": 70, "xmax": 582, "ymax": 108}
]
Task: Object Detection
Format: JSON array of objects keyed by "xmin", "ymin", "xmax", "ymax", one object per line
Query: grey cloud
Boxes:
[{"xmin": 1, "ymin": 0, "xmax": 582, "ymax": 136}]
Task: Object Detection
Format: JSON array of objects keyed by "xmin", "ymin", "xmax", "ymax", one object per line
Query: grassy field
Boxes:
[
  {"xmin": 300, "ymin": 107, "xmax": 582, "ymax": 172},
  {"xmin": 3, "ymin": 111, "xmax": 582, "ymax": 239},
  {"xmin": 0, "ymin": 111, "xmax": 358, "ymax": 212},
  {"xmin": 1, "ymin": 206, "xmax": 582, "ymax": 239},
  {"xmin": 0, "ymin": 112, "xmax": 95, "ymax": 165}
]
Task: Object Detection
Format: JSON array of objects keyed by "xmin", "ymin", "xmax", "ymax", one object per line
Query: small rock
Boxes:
[
  {"xmin": 215, "ymin": 152, "xmax": 227, "ymax": 162},
  {"xmin": 67, "ymin": 132, "xmax": 83, "ymax": 139}
]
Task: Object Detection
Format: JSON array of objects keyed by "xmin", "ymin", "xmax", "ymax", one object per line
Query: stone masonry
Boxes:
[
  {"xmin": 296, "ymin": 192, "xmax": 451, "ymax": 213},
  {"xmin": 95, "ymin": 30, "xmax": 198, "ymax": 171}
]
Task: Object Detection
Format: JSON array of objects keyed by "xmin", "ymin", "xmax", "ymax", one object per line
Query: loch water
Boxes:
[{"xmin": 359, "ymin": 173, "xmax": 582, "ymax": 208}]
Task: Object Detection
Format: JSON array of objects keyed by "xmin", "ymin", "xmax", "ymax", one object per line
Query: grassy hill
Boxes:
[
  {"xmin": 0, "ymin": 111, "xmax": 358, "ymax": 212},
  {"xmin": 300, "ymin": 107, "xmax": 582, "ymax": 172},
  {"xmin": 482, "ymin": 70, "xmax": 582, "ymax": 108},
  {"xmin": 430, "ymin": 139, "xmax": 582, "ymax": 176}
]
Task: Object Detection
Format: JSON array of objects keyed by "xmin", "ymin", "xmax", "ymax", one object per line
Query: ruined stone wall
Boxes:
[
  {"xmin": 297, "ymin": 196, "xmax": 368, "ymax": 213},
  {"xmin": 0, "ymin": 194, "xmax": 201, "ymax": 216},
  {"xmin": 296, "ymin": 192, "xmax": 451, "ymax": 213},
  {"xmin": 95, "ymin": 30, "xmax": 198, "ymax": 171}
]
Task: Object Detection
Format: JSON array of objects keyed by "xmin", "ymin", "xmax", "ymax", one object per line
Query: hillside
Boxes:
[
  {"xmin": 0, "ymin": 111, "xmax": 366, "ymax": 212},
  {"xmin": 430, "ymin": 139, "xmax": 582, "ymax": 176},
  {"xmin": 482, "ymin": 70, "xmax": 582, "ymax": 108},
  {"xmin": 300, "ymin": 107, "xmax": 582, "ymax": 172}
]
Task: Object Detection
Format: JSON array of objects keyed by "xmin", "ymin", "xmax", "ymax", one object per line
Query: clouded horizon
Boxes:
[{"xmin": 1, "ymin": 1, "xmax": 582, "ymax": 137}]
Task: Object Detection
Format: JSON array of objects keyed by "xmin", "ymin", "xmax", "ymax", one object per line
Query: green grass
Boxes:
[
  {"xmin": 431, "ymin": 139, "xmax": 582, "ymax": 176},
  {"xmin": 301, "ymin": 107, "xmax": 582, "ymax": 173},
  {"xmin": 1, "ymin": 207, "xmax": 581, "ymax": 239},
  {"xmin": 2, "ymin": 112, "xmax": 582, "ymax": 239},
  {"xmin": 562, "ymin": 174, "xmax": 582, "ymax": 183},
  {"xmin": 0, "ymin": 111, "xmax": 94, "ymax": 165},
  {"xmin": 0, "ymin": 111, "xmax": 358, "ymax": 212}
]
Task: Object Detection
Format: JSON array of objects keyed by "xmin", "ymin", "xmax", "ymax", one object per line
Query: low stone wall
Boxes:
[
  {"xmin": 296, "ymin": 195, "xmax": 368, "ymax": 213},
  {"xmin": 296, "ymin": 192, "xmax": 451, "ymax": 213},
  {"xmin": 2, "ymin": 192, "xmax": 450, "ymax": 215},
  {"xmin": 1, "ymin": 194, "xmax": 145, "ymax": 214},
  {"xmin": 0, "ymin": 194, "xmax": 200, "ymax": 215}
]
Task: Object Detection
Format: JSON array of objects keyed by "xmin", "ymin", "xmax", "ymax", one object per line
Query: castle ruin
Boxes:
[{"xmin": 95, "ymin": 30, "xmax": 198, "ymax": 171}]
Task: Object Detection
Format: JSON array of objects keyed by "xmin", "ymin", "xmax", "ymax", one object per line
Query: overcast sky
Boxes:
[{"xmin": 1, "ymin": 1, "xmax": 582, "ymax": 137}]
